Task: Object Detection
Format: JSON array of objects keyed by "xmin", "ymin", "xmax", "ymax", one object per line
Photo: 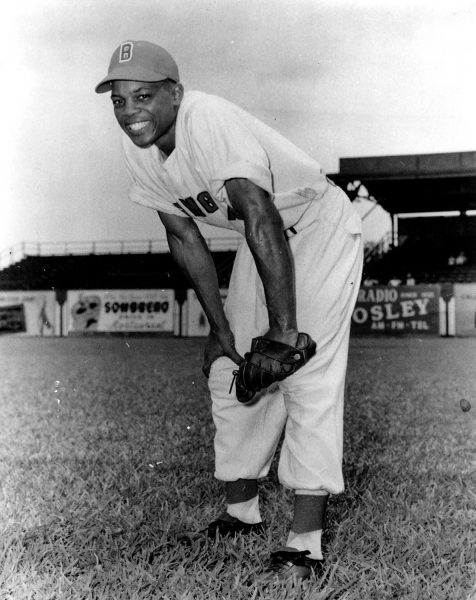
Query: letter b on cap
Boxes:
[{"xmin": 119, "ymin": 42, "xmax": 133, "ymax": 62}]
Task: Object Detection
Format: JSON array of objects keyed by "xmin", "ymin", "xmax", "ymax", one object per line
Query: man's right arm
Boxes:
[{"xmin": 157, "ymin": 211, "xmax": 242, "ymax": 374}]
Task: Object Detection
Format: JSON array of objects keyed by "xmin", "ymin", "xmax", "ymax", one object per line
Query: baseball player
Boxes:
[{"xmin": 96, "ymin": 40, "xmax": 363, "ymax": 583}]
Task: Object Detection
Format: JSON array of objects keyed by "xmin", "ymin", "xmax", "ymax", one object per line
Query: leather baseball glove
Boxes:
[{"xmin": 230, "ymin": 333, "xmax": 317, "ymax": 404}]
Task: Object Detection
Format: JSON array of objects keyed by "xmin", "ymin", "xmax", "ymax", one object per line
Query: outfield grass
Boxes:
[{"xmin": 0, "ymin": 336, "xmax": 475, "ymax": 600}]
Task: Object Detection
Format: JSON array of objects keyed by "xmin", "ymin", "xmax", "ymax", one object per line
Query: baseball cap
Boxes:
[{"xmin": 95, "ymin": 40, "xmax": 179, "ymax": 94}]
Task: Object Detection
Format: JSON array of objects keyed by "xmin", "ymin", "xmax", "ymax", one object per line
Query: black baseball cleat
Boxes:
[
  {"xmin": 253, "ymin": 547, "xmax": 323, "ymax": 585},
  {"xmin": 205, "ymin": 512, "xmax": 265, "ymax": 538}
]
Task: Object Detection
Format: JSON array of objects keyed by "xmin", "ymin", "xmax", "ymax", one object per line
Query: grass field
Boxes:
[{"xmin": 0, "ymin": 335, "xmax": 475, "ymax": 600}]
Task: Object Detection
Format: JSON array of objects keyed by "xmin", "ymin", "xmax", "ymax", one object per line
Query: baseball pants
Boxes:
[{"xmin": 208, "ymin": 183, "xmax": 363, "ymax": 494}]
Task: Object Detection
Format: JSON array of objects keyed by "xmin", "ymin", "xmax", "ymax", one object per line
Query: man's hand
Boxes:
[{"xmin": 203, "ymin": 329, "xmax": 243, "ymax": 378}]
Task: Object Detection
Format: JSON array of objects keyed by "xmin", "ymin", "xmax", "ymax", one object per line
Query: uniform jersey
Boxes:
[{"xmin": 122, "ymin": 91, "xmax": 331, "ymax": 234}]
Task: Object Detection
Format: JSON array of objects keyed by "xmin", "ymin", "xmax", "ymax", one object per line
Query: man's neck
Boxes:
[
  {"xmin": 155, "ymin": 102, "xmax": 181, "ymax": 156},
  {"xmin": 155, "ymin": 127, "xmax": 176, "ymax": 156}
]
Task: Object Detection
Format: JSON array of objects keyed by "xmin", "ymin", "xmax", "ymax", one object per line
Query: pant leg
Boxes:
[
  {"xmin": 208, "ymin": 240, "xmax": 288, "ymax": 482},
  {"xmin": 277, "ymin": 185, "xmax": 363, "ymax": 494}
]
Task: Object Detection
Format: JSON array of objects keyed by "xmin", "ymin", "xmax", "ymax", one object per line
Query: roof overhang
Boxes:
[{"xmin": 329, "ymin": 151, "xmax": 476, "ymax": 215}]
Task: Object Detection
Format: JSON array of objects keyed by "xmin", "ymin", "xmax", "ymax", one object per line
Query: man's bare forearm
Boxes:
[
  {"xmin": 166, "ymin": 228, "xmax": 229, "ymax": 333},
  {"xmin": 225, "ymin": 178, "xmax": 298, "ymax": 341},
  {"xmin": 158, "ymin": 211, "xmax": 242, "ymax": 371},
  {"xmin": 245, "ymin": 212, "xmax": 297, "ymax": 336}
]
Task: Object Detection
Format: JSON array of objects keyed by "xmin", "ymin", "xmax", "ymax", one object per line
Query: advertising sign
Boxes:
[
  {"xmin": 454, "ymin": 284, "xmax": 476, "ymax": 337},
  {"xmin": 67, "ymin": 289, "xmax": 174, "ymax": 333},
  {"xmin": 351, "ymin": 285, "xmax": 440, "ymax": 335},
  {"xmin": 0, "ymin": 291, "xmax": 56, "ymax": 336},
  {"xmin": 0, "ymin": 304, "xmax": 26, "ymax": 333}
]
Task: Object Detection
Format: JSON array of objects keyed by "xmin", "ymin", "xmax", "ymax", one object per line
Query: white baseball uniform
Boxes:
[{"xmin": 123, "ymin": 91, "xmax": 363, "ymax": 495}]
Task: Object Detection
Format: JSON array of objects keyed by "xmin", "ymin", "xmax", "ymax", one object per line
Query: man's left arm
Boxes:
[{"xmin": 225, "ymin": 178, "xmax": 299, "ymax": 346}]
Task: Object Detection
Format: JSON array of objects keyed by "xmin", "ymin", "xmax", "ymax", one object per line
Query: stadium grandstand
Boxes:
[
  {"xmin": 331, "ymin": 150, "xmax": 476, "ymax": 286},
  {"xmin": 0, "ymin": 150, "xmax": 474, "ymax": 293}
]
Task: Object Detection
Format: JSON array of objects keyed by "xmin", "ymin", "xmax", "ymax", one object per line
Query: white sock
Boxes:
[
  {"xmin": 286, "ymin": 529, "xmax": 323, "ymax": 560},
  {"xmin": 226, "ymin": 495, "xmax": 262, "ymax": 524}
]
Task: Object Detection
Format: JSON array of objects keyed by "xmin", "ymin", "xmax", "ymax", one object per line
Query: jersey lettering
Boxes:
[
  {"xmin": 176, "ymin": 191, "xmax": 237, "ymax": 221},
  {"xmin": 119, "ymin": 42, "xmax": 133, "ymax": 62},
  {"xmin": 180, "ymin": 197, "xmax": 206, "ymax": 217},
  {"xmin": 197, "ymin": 191, "xmax": 218, "ymax": 214}
]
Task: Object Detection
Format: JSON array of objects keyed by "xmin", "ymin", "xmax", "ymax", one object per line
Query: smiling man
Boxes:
[{"xmin": 96, "ymin": 40, "xmax": 363, "ymax": 584}]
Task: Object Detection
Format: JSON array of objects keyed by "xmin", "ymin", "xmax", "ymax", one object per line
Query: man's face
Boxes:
[{"xmin": 111, "ymin": 80, "xmax": 181, "ymax": 150}]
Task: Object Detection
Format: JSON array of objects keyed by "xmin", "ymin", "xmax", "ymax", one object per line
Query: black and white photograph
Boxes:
[{"xmin": 0, "ymin": 1, "xmax": 475, "ymax": 598}]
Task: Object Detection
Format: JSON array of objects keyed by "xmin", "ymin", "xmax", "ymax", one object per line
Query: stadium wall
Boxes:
[{"xmin": 1, "ymin": 285, "xmax": 476, "ymax": 338}]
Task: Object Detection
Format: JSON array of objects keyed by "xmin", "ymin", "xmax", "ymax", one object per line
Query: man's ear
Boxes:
[{"xmin": 172, "ymin": 83, "xmax": 184, "ymax": 106}]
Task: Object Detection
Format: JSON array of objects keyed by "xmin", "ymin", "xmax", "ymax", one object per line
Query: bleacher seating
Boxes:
[
  {"xmin": 364, "ymin": 233, "xmax": 475, "ymax": 285},
  {"xmin": 2, "ymin": 227, "xmax": 474, "ymax": 291},
  {"xmin": 0, "ymin": 251, "xmax": 236, "ymax": 291}
]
